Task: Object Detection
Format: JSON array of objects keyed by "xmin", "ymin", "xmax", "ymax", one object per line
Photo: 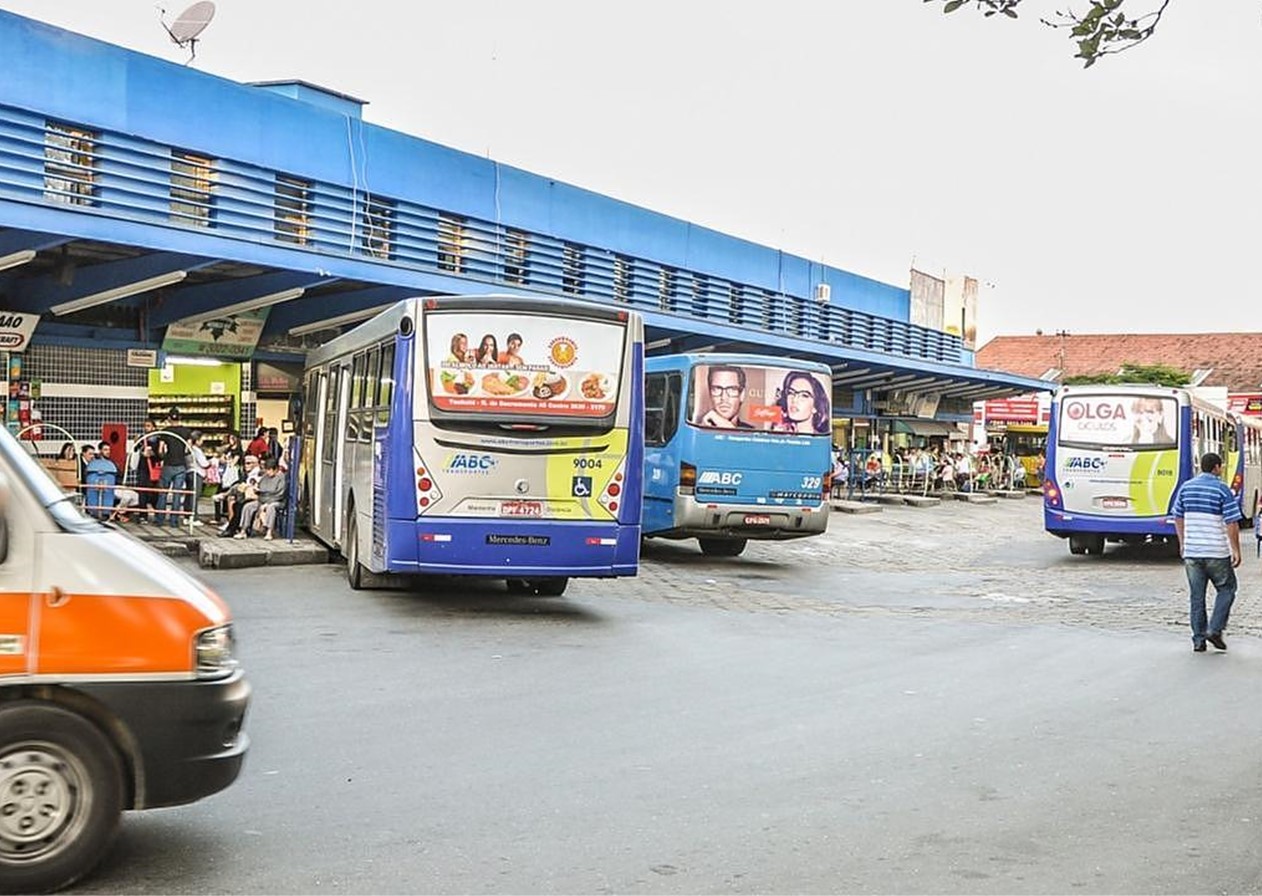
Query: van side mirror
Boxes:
[{"xmin": 0, "ymin": 473, "xmax": 11, "ymax": 565}]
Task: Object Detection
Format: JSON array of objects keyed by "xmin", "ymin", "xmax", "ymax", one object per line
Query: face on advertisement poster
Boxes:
[
  {"xmin": 691, "ymin": 365, "xmax": 830, "ymax": 434},
  {"xmin": 427, "ymin": 312, "xmax": 625, "ymax": 418}
]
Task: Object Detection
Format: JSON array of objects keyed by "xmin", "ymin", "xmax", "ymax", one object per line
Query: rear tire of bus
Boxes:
[
  {"xmin": 345, "ymin": 508, "xmax": 366, "ymax": 591},
  {"xmin": 0, "ymin": 702, "xmax": 125, "ymax": 895},
  {"xmin": 698, "ymin": 537, "xmax": 747, "ymax": 557},
  {"xmin": 506, "ymin": 577, "xmax": 568, "ymax": 597}
]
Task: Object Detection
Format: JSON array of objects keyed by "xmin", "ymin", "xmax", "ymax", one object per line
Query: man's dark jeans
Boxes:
[{"xmin": 1184, "ymin": 556, "xmax": 1237, "ymax": 646}]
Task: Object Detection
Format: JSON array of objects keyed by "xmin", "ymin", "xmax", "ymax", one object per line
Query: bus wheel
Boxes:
[
  {"xmin": 0, "ymin": 702, "xmax": 124, "ymax": 895},
  {"xmin": 1068, "ymin": 536, "xmax": 1088, "ymax": 555},
  {"xmin": 345, "ymin": 510, "xmax": 366, "ymax": 591},
  {"xmin": 531, "ymin": 577, "xmax": 568, "ymax": 597},
  {"xmin": 698, "ymin": 537, "xmax": 747, "ymax": 557},
  {"xmin": 1086, "ymin": 535, "xmax": 1106, "ymax": 556}
]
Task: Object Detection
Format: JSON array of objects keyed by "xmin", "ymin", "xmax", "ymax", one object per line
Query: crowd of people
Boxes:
[
  {"xmin": 832, "ymin": 444, "xmax": 1045, "ymax": 497},
  {"xmin": 59, "ymin": 410, "xmax": 290, "ymax": 540}
]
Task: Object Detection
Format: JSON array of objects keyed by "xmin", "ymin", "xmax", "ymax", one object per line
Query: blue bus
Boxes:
[
  {"xmin": 642, "ymin": 353, "xmax": 833, "ymax": 556},
  {"xmin": 301, "ymin": 295, "xmax": 645, "ymax": 594}
]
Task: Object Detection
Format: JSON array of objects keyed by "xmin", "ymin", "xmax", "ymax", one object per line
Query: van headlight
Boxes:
[{"xmin": 195, "ymin": 624, "xmax": 238, "ymax": 679}]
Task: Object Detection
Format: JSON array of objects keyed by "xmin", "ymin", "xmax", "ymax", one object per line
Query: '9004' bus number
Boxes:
[{"xmin": 574, "ymin": 458, "xmax": 604, "ymax": 470}]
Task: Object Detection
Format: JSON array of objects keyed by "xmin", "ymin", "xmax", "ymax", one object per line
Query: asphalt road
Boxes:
[{"xmin": 74, "ymin": 499, "xmax": 1262, "ymax": 894}]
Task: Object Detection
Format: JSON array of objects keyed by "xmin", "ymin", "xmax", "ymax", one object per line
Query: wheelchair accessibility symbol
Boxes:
[{"xmin": 571, "ymin": 476, "xmax": 592, "ymax": 498}]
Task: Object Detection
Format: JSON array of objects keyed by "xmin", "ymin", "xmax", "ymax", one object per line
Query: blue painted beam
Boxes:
[
  {"xmin": 11, "ymin": 251, "xmax": 215, "ymax": 313},
  {"xmin": 147, "ymin": 271, "xmax": 340, "ymax": 327}
]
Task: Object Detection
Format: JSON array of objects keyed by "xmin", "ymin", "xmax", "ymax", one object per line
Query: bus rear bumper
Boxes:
[
  {"xmin": 670, "ymin": 495, "xmax": 828, "ymax": 539},
  {"xmin": 1044, "ymin": 508, "xmax": 1176, "ymax": 539},
  {"xmin": 385, "ymin": 518, "xmax": 640, "ymax": 577}
]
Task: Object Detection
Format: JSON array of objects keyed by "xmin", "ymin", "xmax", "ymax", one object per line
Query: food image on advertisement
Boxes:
[
  {"xmin": 481, "ymin": 371, "xmax": 531, "ymax": 396},
  {"xmin": 580, "ymin": 373, "xmax": 610, "ymax": 400},
  {"xmin": 440, "ymin": 370, "xmax": 475, "ymax": 395},
  {"xmin": 531, "ymin": 371, "xmax": 568, "ymax": 400}
]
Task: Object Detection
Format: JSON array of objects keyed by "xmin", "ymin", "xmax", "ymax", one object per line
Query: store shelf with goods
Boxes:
[{"xmin": 147, "ymin": 394, "xmax": 236, "ymax": 449}]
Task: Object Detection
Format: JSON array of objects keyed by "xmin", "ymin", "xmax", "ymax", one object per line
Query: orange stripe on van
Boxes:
[{"xmin": 36, "ymin": 592, "xmax": 206, "ymax": 676}]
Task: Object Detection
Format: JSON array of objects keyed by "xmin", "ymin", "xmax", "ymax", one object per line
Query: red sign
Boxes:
[
  {"xmin": 1228, "ymin": 393, "xmax": 1262, "ymax": 416},
  {"xmin": 983, "ymin": 398, "xmax": 1041, "ymax": 423}
]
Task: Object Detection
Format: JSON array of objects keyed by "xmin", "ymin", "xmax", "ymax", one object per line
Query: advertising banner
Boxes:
[
  {"xmin": 688, "ymin": 364, "xmax": 831, "ymax": 435},
  {"xmin": 162, "ymin": 309, "xmax": 268, "ymax": 359},
  {"xmin": 426, "ymin": 312, "xmax": 625, "ymax": 418},
  {"xmin": 0, "ymin": 311, "xmax": 39, "ymax": 351},
  {"xmin": 1058, "ymin": 393, "xmax": 1177, "ymax": 447}
]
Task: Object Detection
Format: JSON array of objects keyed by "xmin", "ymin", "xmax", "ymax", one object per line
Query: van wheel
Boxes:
[
  {"xmin": 0, "ymin": 702, "xmax": 124, "ymax": 895},
  {"xmin": 345, "ymin": 509, "xmax": 365, "ymax": 591},
  {"xmin": 698, "ymin": 537, "xmax": 747, "ymax": 557}
]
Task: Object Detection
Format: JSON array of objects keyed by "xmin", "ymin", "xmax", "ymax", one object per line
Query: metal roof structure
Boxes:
[{"xmin": 0, "ymin": 10, "xmax": 1051, "ymax": 407}]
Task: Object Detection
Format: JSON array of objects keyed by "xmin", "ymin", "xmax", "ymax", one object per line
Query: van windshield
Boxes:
[{"xmin": 0, "ymin": 430, "xmax": 100, "ymax": 532}]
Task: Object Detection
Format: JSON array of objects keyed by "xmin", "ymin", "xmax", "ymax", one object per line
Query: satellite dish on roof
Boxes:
[{"xmin": 158, "ymin": 1, "xmax": 216, "ymax": 64}]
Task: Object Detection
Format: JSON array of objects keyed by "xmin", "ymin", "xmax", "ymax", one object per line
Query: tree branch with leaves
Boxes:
[{"xmin": 925, "ymin": 0, "xmax": 1172, "ymax": 67}]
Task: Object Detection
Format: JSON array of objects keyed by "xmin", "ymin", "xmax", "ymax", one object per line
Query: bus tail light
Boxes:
[
  {"xmin": 415, "ymin": 452, "xmax": 443, "ymax": 513},
  {"xmin": 1043, "ymin": 478, "xmax": 1062, "ymax": 509},
  {"xmin": 822, "ymin": 470, "xmax": 832, "ymax": 499},
  {"xmin": 679, "ymin": 462, "xmax": 696, "ymax": 495},
  {"xmin": 598, "ymin": 459, "xmax": 628, "ymax": 517}
]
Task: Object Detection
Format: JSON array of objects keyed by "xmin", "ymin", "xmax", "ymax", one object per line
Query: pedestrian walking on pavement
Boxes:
[{"xmin": 1171, "ymin": 451, "xmax": 1242, "ymax": 653}]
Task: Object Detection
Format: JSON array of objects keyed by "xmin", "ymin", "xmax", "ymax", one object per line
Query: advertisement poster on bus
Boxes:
[
  {"xmin": 1058, "ymin": 393, "xmax": 1177, "ymax": 448},
  {"xmin": 426, "ymin": 312, "xmax": 625, "ymax": 418},
  {"xmin": 688, "ymin": 364, "xmax": 831, "ymax": 435}
]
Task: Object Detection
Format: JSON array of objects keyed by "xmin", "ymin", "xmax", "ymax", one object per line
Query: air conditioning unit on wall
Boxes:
[{"xmin": 814, "ymin": 283, "xmax": 831, "ymax": 304}]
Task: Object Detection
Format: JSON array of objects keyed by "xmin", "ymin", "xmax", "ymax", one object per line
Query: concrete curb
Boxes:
[{"xmin": 832, "ymin": 500, "xmax": 881, "ymax": 514}]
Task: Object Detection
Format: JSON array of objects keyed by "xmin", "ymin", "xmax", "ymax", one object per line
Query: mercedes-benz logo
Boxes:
[{"xmin": 514, "ymin": 479, "xmax": 530, "ymax": 494}]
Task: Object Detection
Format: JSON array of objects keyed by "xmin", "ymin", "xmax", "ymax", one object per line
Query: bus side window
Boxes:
[
  {"xmin": 377, "ymin": 341, "xmax": 395, "ymax": 427},
  {"xmin": 644, "ymin": 373, "xmax": 668, "ymax": 446},
  {"xmin": 347, "ymin": 353, "xmax": 365, "ymax": 442},
  {"xmin": 662, "ymin": 373, "xmax": 682, "ymax": 444},
  {"xmin": 362, "ymin": 346, "xmax": 380, "ymax": 443},
  {"xmin": 321, "ymin": 371, "xmax": 337, "ymax": 463}
]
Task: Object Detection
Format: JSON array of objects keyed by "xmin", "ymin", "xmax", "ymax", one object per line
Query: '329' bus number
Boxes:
[
  {"xmin": 574, "ymin": 458, "xmax": 604, "ymax": 470},
  {"xmin": 801, "ymin": 475, "xmax": 822, "ymax": 489}
]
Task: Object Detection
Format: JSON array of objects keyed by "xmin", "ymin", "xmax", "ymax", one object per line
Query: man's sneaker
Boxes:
[
  {"xmin": 1193, "ymin": 642, "xmax": 1207, "ymax": 652},
  {"xmin": 1207, "ymin": 632, "xmax": 1227, "ymax": 651}
]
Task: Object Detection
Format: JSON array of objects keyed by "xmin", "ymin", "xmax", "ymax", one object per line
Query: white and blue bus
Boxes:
[
  {"xmin": 301, "ymin": 295, "xmax": 645, "ymax": 594},
  {"xmin": 1044, "ymin": 384, "xmax": 1262, "ymax": 555},
  {"xmin": 641, "ymin": 353, "xmax": 832, "ymax": 557}
]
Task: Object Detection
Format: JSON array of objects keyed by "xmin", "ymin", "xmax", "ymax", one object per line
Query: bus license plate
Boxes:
[
  {"xmin": 1101, "ymin": 497, "xmax": 1129, "ymax": 509},
  {"xmin": 500, "ymin": 500, "xmax": 544, "ymax": 517},
  {"xmin": 743, "ymin": 514, "xmax": 772, "ymax": 525}
]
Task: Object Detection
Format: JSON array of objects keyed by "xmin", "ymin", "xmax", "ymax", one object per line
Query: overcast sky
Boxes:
[{"xmin": 2, "ymin": 1, "xmax": 1258, "ymax": 346}]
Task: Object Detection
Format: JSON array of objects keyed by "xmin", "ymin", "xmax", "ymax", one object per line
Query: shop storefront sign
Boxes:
[
  {"xmin": 162, "ymin": 309, "xmax": 268, "ymax": 359},
  {"xmin": 126, "ymin": 348, "xmax": 158, "ymax": 368},
  {"xmin": 0, "ymin": 311, "xmax": 39, "ymax": 351}
]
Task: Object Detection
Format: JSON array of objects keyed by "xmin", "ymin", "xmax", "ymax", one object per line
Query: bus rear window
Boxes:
[
  {"xmin": 423, "ymin": 310, "xmax": 626, "ymax": 422},
  {"xmin": 1058, "ymin": 394, "xmax": 1177, "ymax": 449},
  {"xmin": 687, "ymin": 364, "xmax": 831, "ymax": 435}
]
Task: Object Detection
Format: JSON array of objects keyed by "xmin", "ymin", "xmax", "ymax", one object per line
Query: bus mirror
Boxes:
[{"xmin": 0, "ymin": 472, "xmax": 11, "ymax": 564}]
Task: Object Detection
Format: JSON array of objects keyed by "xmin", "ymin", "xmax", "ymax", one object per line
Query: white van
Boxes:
[{"xmin": 0, "ymin": 426, "xmax": 250, "ymax": 894}]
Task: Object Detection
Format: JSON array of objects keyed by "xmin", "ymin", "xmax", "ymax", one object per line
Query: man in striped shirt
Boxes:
[{"xmin": 1171, "ymin": 452, "xmax": 1242, "ymax": 652}]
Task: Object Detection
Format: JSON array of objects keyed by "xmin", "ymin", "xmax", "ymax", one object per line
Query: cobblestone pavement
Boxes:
[{"xmin": 605, "ymin": 497, "xmax": 1262, "ymax": 641}]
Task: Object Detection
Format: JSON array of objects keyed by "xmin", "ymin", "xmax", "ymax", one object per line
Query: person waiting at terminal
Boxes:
[
  {"xmin": 218, "ymin": 453, "xmax": 261, "ymax": 537},
  {"xmin": 246, "ymin": 426, "xmax": 269, "ymax": 458},
  {"xmin": 236, "ymin": 456, "xmax": 287, "ymax": 541}
]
